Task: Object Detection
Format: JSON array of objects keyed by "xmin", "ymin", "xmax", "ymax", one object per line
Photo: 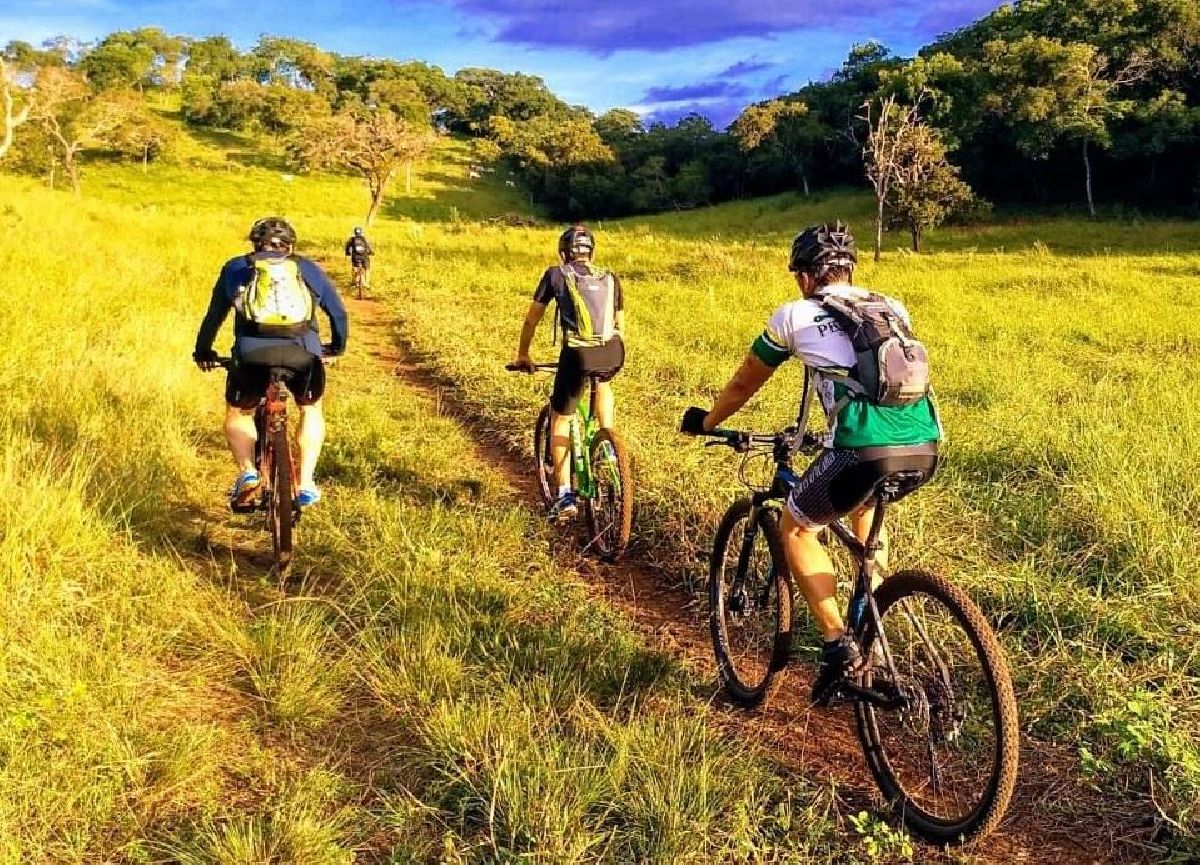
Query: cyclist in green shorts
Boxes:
[{"xmin": 512, "ymin": 225, "xmax": 626, "ymax": 522}]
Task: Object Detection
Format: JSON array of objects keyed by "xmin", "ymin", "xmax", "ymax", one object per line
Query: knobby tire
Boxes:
[
  {"xmin": 854, "ymin": 568, "xmax": 1019, "ymax": 842},
  {"xmin": 709, "ymin": 500, "xmax": 794, "ymax": 707}
]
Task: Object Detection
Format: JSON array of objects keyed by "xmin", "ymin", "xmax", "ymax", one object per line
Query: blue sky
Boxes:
[{"xmin": 3, "ymin": 0, "xmax": 1002, "ymax": 127}]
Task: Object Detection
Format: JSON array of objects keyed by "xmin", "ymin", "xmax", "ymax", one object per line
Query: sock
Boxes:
[{"xmin": 557, "ymin": 485, "xmax": 571, "ymax": 498}]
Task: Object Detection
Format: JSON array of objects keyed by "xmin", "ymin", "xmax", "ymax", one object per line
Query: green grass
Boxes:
[
  {"xmin": 0, "ymin": 143, "xmax": 847, "ymax": 862},
  {"xmin": 4, "ymin": 115, "xmax": 1199, "ymax": 859},
  {"xmin": 388, "ymin": 188, "xmax": 1200, "ymax": 849}
]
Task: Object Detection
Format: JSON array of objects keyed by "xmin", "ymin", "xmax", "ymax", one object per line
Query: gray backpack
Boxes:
[{"xmin": 816, "ymin": 291, "xmax": 930, "ymax": 410}]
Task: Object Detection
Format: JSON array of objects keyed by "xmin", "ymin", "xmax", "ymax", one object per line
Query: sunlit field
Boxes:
[
  {"xmin": 2, "ymin": 118, "xmax": 1198, "ymax": 860},
  {"xmin": 0, "ymin": 141, "xmax": 840, "ymax": 862}
]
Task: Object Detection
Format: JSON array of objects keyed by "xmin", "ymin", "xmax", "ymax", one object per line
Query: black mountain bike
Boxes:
[{"xmin": 698, "ymin": 421, "xmax": 1019, "ymax": 843}]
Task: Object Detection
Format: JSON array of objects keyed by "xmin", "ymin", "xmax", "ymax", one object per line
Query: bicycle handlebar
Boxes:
[
  {"xmin": 702, "ymin": 427, "xmax": 822, "ymax": 455},
  {"xmin": 505, "ymin": 362, "xmax": 559, "ymax": 372}
]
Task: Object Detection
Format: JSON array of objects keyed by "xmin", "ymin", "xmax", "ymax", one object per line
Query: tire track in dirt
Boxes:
[{"xmin": 349, "ymin": 295, "xmax": 1161, "ymax": 865}]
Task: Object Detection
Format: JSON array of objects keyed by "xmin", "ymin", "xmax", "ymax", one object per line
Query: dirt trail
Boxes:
[{"xmin": 347, "ymin": 295, "xmax": 1161, "ymax": 865}]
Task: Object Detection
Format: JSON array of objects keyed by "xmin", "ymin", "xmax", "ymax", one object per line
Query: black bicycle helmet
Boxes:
[
  {"xmin": 353, "ymin": 226, "xmax": 363, "ymax": 236},
  {"xmin": 788, "ymin": 221, "xmax": 857, "ymax": 273},
  {"xmin": 558, "ymin": 224, "xmax": 595, "ymax": 260},
  {"xmin": 249, "ymin": 216, "xmax": 297, "ymax": 249}
]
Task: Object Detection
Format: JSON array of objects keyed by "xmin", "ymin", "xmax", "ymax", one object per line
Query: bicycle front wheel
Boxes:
[
  {"xmin": 268, "ymin": 424, "xmax": 295, "ymax": 573},
  {"xmin": 709, "ymin": 500, "xmax": 793, "ymax": 707},
  {"xmin": 584, "ymin": 428, "xmax": 633, "ymax": 562},
  {"xmin": 532, "ymin": 405, "xmax": 555, "ymax": 507},
  {"xmin": 854, "ymin": 569, "xmax": 1019, "ymax": 843}
]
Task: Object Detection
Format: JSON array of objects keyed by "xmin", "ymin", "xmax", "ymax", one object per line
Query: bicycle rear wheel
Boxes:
[
  {"xmin": 268, "ymin": 423, "xmax": 295, "ymax": 573},
  {"xmin": 709, "ymin": 500, "xmax": 793, "ymax": 707},
  {"xmin": 854, "ymin": 569, "xmax": 1019, "ymax": 842},
  {"xmin": 585, "ymin": 428, "xmax": 633, "ymax": 562},
  {"xmin": 532, "ymin": 405, "xmax": 555, "ymax": 507}
]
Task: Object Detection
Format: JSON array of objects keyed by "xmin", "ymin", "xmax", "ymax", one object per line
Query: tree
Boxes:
[
  {"xmin": 0, "ymin": 56, "xmax": 33, "ymax": 161},
  {"xmin": 78, "ymin": 28, "xmax": 186, "ymax": 91},
  {"xmin": 982, "ymin": 35, "xmax": 1146, "ymax": 216},
  {"xmin": 731, "ymin": 98, "xmax": 824, "ymax": 194},
  {"xmin": 884, "ymin": 121, "xmax": 982, "ymax": 251},
  {"xmin": 861, "ymin": 93, "xmax": 925, "ymax": 261},
  {"xmin": 290, "ymin": 111, "xmax": 436, "ymax": 225},
  {"xmin": 29, "ymin": 68, "xmax": 139, "ymax": 192}
]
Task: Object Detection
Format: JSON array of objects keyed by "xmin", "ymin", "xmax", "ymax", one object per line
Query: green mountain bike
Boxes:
[{"xmin": 507, "ymin": 362, "xmax": 633, "ymax": 561}]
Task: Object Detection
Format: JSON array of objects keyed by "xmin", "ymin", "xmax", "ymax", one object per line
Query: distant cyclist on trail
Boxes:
[
  {"xmin": 512, "ymin": 224, "xmax": 626, "ymax": 522},
  {"xmin": 193, "ymin": 217, "xmax": 349, "ymax": 511},
  {"xmin": 680, "ymin": 221, "xmax": 942, "ymax": 704},
  {"xmin": 344, "ymin": 226, "xmax": 373, "ymax": 295}
]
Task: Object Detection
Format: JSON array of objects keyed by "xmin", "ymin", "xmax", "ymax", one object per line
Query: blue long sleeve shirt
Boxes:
[{"xmin": 194, "ymin": 251, "xmax": 349, "ymax": 359}]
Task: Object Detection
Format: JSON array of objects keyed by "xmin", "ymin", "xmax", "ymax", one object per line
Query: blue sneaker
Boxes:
[
  {"xmin": 548, "ymin": 491, "xmax": 578, "ymax": 523},
  {"xmin": 294, "ymin": 487, "xmax": 322, "ymax": 508},
  {"xmin": 229, "ymin": 470, "xmax": 261, "ymax": 511}
]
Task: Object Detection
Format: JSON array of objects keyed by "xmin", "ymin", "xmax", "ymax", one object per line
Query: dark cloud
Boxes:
[
  {"xmin": 449, "ymin": 0, "xmax": 1002, "ymax": 52},
  {"xmin": 643, "ymin": 80, "xmax": 750, "ymax": 103},
  {"xmin": 761, "ymin": 73, "xmax": 790, "ymax": 95},
  {"xmin": 642, "ymin": 99, "xmax": 745, "ymax": 130},
  {"xmin": 720, "ymin": 58, "xmax": 775, "ymax": 77}
]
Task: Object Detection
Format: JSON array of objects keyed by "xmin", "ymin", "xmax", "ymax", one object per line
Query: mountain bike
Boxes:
[
  {"xmin": 216, "ymin": 358, "xmax": 301, "ymax": 574},
  {"xmin": 351, "ymin": 261, "xmax": 369, "ymax": 299},
  {"xmin": 696, "ymin": 420, "xmax": 1019, "ymax": 843},
  {"xmin": 506, "ymin": 362, "xmax": 633, "ymax": 561}
]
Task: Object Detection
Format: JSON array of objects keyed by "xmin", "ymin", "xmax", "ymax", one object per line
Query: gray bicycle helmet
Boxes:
[{"xmin": 788, "ymin": 221, "xmax": 856, "ymax": 273}]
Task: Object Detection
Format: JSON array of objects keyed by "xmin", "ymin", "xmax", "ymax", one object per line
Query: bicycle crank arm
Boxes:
[{"xmin": 840, "ymin": 680, "xmax": 911, "ymax": 711}]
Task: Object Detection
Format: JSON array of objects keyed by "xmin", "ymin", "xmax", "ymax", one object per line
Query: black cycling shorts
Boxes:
[
  {"xmin": 786, "ymin": 443, "xmax": 939, "ymax": 528},
  {"xmin": 225, "ymin": 344, "xmax": 325, "ymax": 409},
  {"xmin": 350, "ymin": 256, "xmax": 370, "ymax": 268},
  {"xmin": 551, "ymin": 337, "xmax": 625, "ymax": 415}
]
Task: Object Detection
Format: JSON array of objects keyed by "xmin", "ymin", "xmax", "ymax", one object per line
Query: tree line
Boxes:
[{"xmin": 2, "ymin": 0, "xmax": 1198, "ymax": 236}]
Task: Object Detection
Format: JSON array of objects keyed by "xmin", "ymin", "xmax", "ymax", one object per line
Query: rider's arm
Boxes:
[
  {"xmin": 516, "ymin": 301, "xmax": 547, "ymax": 361},
  {"xmin": 613, "ymin": 274, "xmax": 625, "ymax": 337},
  {"xmin": 300, "ymin": 258, "xmax": 349, "ymax": 354},
  {"xmin": 703, "ymin": 354, "xmax": 777, "ymax": 431},
  {"xmin": 702, "ymin": 308, "xmax": 794, "ymax": 430},
  {"xmin": 193, "ymin": 263, "xmax": 236, "ymax": 356}
]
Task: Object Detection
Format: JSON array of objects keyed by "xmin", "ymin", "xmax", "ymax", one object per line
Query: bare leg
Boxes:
[
  {"xmin": 551, "ymin": 410, "xmax": 573, "ymax": 490},
  {"xmin": 780, "ymin": 508, "xmax": 844, "ymax": 640},
  {"xmin": 594, "ymin": 381, "xmax": 615, "ymax": 429},
  {"xmin": 225, "ymin": 406, "xmax": 257, "ymax": 474},
  {"xmin": 297, "ymin": 401, "xmax": 326, "ymax": 490},
  {"xmin": 851, "ymin": 505, "xmax": 888, "ymax": 589}
]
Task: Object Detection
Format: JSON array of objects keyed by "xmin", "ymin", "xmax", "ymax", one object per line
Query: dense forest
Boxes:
[{"xmin": 2, "ymin": 0, "xmax": 1199, "ymax": 221}]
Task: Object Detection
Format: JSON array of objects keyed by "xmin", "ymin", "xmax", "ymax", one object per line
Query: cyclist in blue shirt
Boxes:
[{"xmin": 193, "ymin": 217, "xmax": 349, "ymax": 510}]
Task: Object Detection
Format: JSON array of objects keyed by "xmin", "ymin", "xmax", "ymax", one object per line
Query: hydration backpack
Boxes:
[
  {"xmin": 351, "ymin": 238, "xmax": 368, "ymax": 256},
  {"xmin": 555, "ymin": 264, "xmax": 617, "ymax": 348},
  {"xmin": 236, "ymin": 256, "xmax": 314, "ymax": 337},
  {"xmin": 816, "ymin": 290, "xmax": 930, "ymax": 410}
]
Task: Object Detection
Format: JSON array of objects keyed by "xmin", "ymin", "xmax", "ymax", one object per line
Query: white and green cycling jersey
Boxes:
[{"xmin": 751, "ymin": 284, "xmax": 943, "ymax": 450}]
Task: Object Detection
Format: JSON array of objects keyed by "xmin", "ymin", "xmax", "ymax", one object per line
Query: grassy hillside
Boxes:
[
  {"xmin": 0, "ymin": 141, "xmax": 845, "ymax": 862},
  {"xmin": 3, "ymin": 117, "xmax": 1198, "ymax": 861}
]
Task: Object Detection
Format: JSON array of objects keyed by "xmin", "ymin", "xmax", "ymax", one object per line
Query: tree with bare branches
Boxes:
[
  {"xmin": 0, "ymin": 56, "xmax": 33, "ymax": 161},
  {"xmin": 861, "ymin": 94, "xmax": 923, "ymax": 262},
  {"xmin": 29, "ymin": 68, "xmax": 141, "ymax": 193},
  {"xmin": 290, "ymin": 111, "xmax": 436, "ymax": 226}
]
